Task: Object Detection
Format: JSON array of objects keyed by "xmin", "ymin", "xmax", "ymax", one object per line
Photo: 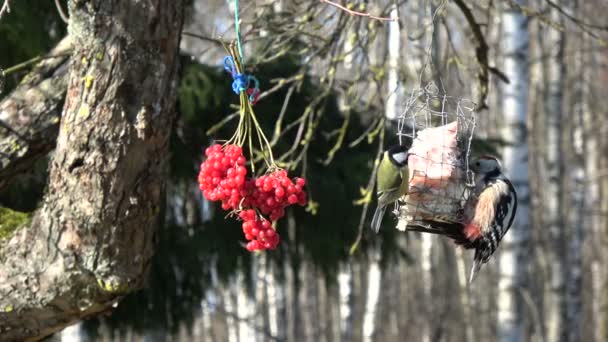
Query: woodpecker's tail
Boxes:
[
  {"xmin": 469, "ymin": 258, "xmax": 482, "ymax": 283},
  {"xmin": 469, "ymin": 239, "xmax": 494, "ymax": 283},
  {"xmin": 371, "ymin": 205, "xmax": 387, "ymax": 233},
  {"xmin": 406, "ymin": 220, "xmax": 475, "ymax": 248}
]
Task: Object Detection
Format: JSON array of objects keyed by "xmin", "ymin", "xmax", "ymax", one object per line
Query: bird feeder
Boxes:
[{"xmin": 395, "ymin": 84, "xmax": 476, "ymax": 230}]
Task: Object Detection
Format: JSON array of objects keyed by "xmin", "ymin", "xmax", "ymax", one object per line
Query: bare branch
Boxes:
[
  {"xmin": 0, "ymin": 37, "xmax": 71, "ymax": 192},
  {"xmin": 0, "ymin": 0, "xmax": 10, "ymax": 21},
  {"xmin": 54, "ymin": 0, "xmax": 69, "ymax": 24},
  {"xmin": 453, "ymin": 0, "xmax": 510, "ymax": 110},
  {"xmin": 320, "ymin": 0, "xmax": 396, "ymax": 22}
]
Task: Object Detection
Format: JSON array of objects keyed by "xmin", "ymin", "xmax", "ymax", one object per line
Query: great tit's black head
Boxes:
[{"xmin": 387, "ymin": 144, "xmax": 409, "ymax": 167}]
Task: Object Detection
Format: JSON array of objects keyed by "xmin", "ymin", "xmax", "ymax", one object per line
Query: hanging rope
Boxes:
[{"xmin": 223, "ymin": 0, "xmax": 260, "ymax": 105}]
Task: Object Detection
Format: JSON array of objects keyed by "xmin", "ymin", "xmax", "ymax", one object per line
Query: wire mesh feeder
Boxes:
[{"xmin": 395, "ymin": 84, "xmax": 476, "ymax": 231}]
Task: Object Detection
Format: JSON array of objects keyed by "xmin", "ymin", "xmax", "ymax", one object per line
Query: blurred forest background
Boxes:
[{"xmin": 1, "ymin": 0, "xmax": 607, "ymax": 341}]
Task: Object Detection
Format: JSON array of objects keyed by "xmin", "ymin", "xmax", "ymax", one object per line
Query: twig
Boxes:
[
  {"xmin": 453, "ymin": 0, "xmax": 510, "ymax": 111},
  {"xmin": 349, "ymin": 129, "xmax": 384, "ymax": 255},
  {"xmin": 0, "ymin": 0, "xmax": 10, "ymax": 20},
  {"xmin": 2, "ymin": 53, "xmax": 72, "ymax": 75},
  {"xmin": 544, "ymin": 0, "xmax": 608, "ymax": 31},
  {"xmin": 320, "ymin": 0, "xmax": 396, "ymax": 22},
  {"xmin": 182, "ymin": 31, "xmax": 226, "ymax": 46},
  {"xmin": 54, "ymin": 0, "xmax": 69, "ymax": 23}
]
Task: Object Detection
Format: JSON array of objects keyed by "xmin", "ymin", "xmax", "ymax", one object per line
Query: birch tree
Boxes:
[
  {"xmin": 545, "ymin": 2, "xmax": 567, "ymax": 340},
  {"xmin": 497, "ymin": 1, "xmax": 530, "ymax": 341}
]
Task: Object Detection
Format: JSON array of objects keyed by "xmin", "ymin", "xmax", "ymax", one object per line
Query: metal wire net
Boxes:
[{"xmin": 395, "ymin": 83, "xmax": 476, "ymax": 230}]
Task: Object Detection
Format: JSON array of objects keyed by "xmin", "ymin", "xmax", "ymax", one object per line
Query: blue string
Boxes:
[
  {"xmin": 224, "ymin": 0, "xmax": 259, "ymax": 104},
  {"xmin": 223, "ymin": 56, "xmax": 260, "ymax": 104}
]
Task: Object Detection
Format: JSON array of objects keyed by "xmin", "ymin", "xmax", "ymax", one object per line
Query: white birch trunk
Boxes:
[
  {"xmin": 338, "ymin": 263, "xmax": 354, "ymax": 341},
  {"xmin": 237, "ymin": 272, "xmax": 255, "ymax": 342},
  {"xmin": 579, "ymin": 9, "xmax": 605, "ymax": 338},
  {"xmin": 254, "ymin": 254, "xmax": 269, "ymax": 342},
  {"xmin": 545, "ymin": 3, "xmax": 567, "ymax": 341},
  {"xmin": 455, "ymin": 249, "xmax": 475, "ymax": 342},
  {"xmin": 362, "ymin": 251, "xmax": 382, "ymax": 342},
  {"xmin": 567, "ymin": 90, "xmax": 584, "ymax": 342},
  {"xmin": 420, "ymin": 233, "xmax": 433, "ymax": 342},
  {"xmin": 266, "ymin": 261, "xmax": 280, "ymax": 340},
  {"xmin": 498, "ymin": 1, "xmax": 530, "ymax": 341},
  {"xmin": 60, "ymin": 322, "xmax": 85, "ymax": 342},
  {"xmin": 224, "ymin": 281, "xmax": 239, "ymax": 342},
  {"xmin": 385, "ymin": 4, "xmax": 400, "ymax": 121}
]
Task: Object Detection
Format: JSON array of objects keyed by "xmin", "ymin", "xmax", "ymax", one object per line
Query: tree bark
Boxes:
[{"xmin": 0, "ymin": 0, "xmax": 183, "ymax": 340}]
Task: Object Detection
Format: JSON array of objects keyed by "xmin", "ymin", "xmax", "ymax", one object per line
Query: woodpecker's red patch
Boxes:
[{"xmin": 463, "ymin": 223, "xmax": 482, "ymax": 241}]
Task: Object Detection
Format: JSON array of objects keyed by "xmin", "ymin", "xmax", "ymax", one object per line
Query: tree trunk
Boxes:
[
  {"xmin": 0, "ymin": 0, "xmax": 183, "ymax": 340},
  {"xmin": 385, "ymin": 3, "xmax": 400, "ymax": 121},
  {"xmin": 544, "ymin": 2, "xmax": 567, "ymax": 341},
  {"xmin": 498, "ymin": 1, "xmax": 530, "ymax": 341},
  {"xmin": 338, "ymin": 262, "xmax": 354, "ymax": 342},
  {"xmin": 362, "ymin": 251, "xmax": 381, "ymax": 342},
  {"xmin": 420, "ymin": 233, "xmax": 433, "ymax": 342}
]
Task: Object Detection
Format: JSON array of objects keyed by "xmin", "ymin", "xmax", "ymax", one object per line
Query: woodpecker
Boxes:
[
  {"xmin": 464, "ymin": 155, "xmax": 517, "ymax": 282},
  {"xmin": 405, "ymin": 156, "xmax": 517, "ymax": 282}
]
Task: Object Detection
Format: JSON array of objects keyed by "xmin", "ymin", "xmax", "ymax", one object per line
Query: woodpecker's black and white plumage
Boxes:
[{"xmin": 464, "ymin": 155, "xmax": 517, "ymax": 282}]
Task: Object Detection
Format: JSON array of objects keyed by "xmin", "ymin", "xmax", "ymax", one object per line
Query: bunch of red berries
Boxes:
[
  {"xmin": 198, "ymin": 144, "xmax": 248, "ymax": 210},
  {"xmin": 251, "ymin": 170, "xmax": 307, "ymax": 221},
  {"xmin": 239, "ymin": 209, "xmax": 279, "ymax": 251},
  {"xmin": 198, "ymin": 144, "xmax": 307, "ymax": 252}
]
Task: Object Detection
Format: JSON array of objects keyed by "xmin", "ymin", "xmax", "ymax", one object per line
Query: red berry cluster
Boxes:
[
  {"xmin": 198, "ymin": 144, "xmax": 248, "ymax": 210},
  {"xmin": 252, "ymin": 170, "xmax": 307, "ymax": 221},
  {"xmin": 198, "ymin": 144, "xmax": 308, "ymax": 252},
  {"xmin": 239, "ymin": 209, "xmax": 279, "ymax": 251}
]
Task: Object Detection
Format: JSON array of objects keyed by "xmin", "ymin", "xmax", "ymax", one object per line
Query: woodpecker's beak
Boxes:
[{"xmin": 469, "ymin": 259, "xmax": 482, "ymax": 284}]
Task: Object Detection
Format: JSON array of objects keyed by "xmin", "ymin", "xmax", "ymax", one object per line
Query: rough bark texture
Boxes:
[
  {"xmin": 0, "ymin": 38, "xmax": 71, "ymax": 192},
  {"xmin": 0, "ymin": 0, "xmax": 183, "ymax": 340}
]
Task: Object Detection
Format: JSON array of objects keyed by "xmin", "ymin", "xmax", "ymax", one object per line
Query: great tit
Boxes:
[{"xmin": 371, "ymin": 144, "xmax": 410, "ymax": 233}]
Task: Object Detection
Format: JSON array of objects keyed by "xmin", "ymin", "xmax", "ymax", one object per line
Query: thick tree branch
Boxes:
[
  {"xmin": 0, "ymin": 37, "xmax": 71, "ymax": 192},
  {"xmin": 453, "ymin": 0, "xmax": 509, "ymax": 110},
  {"xmin": 0, "ymin": 0, "xmax": 184, "ymax": 340}
]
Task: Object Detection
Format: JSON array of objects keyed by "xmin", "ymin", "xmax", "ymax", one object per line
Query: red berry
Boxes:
[
  {"xmin": 235, "ymin": 175, "xmax": 245, "ymax": 186},
  {"xmin": 266, "ymin": 197, "xmax": 276, "ymax": 207},
  {"xmin": 287, "ymin": 194, "xmax": 298, "ymax": 204}
]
